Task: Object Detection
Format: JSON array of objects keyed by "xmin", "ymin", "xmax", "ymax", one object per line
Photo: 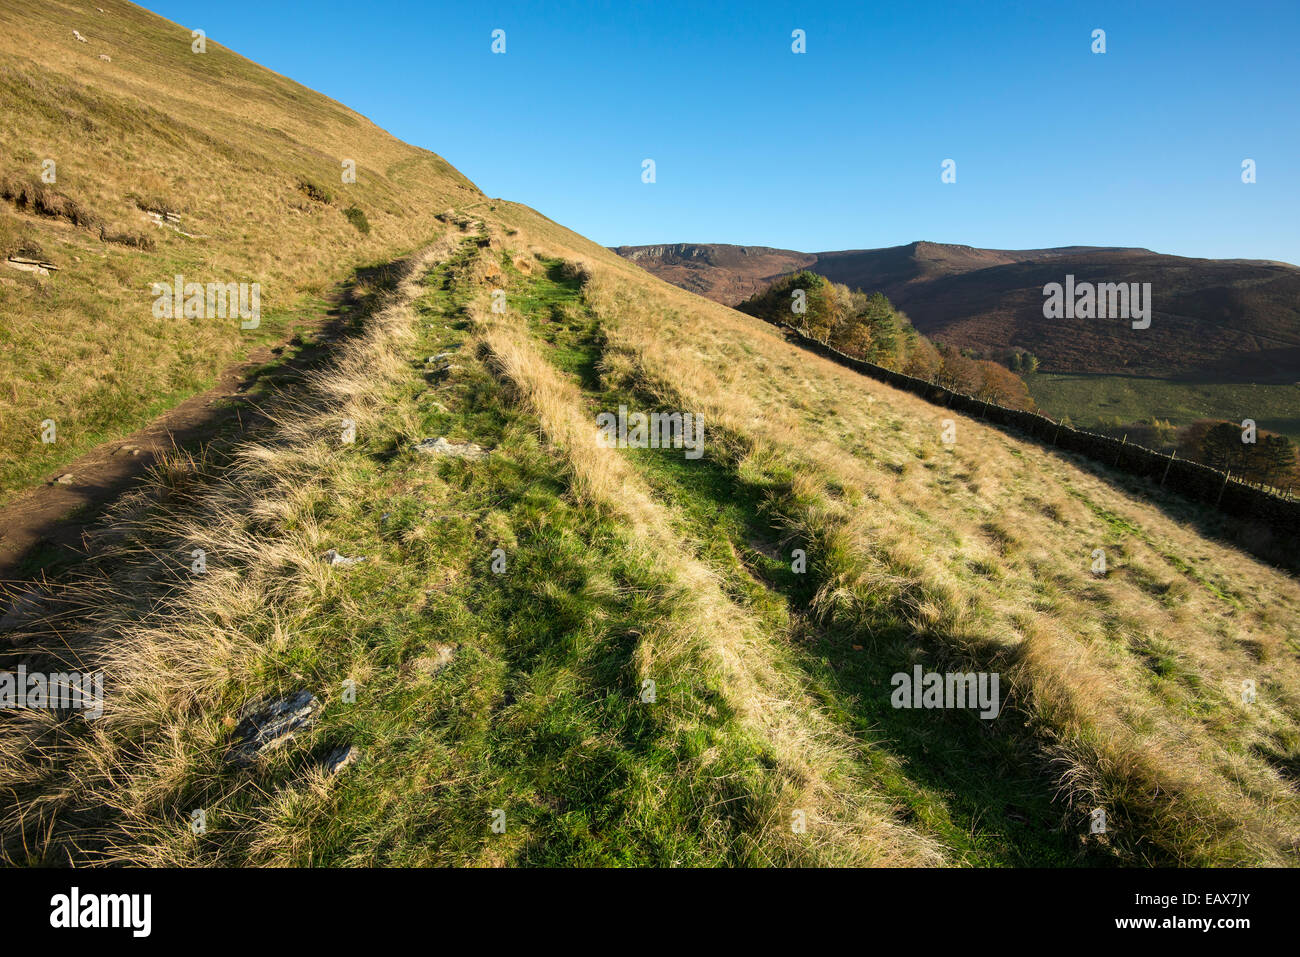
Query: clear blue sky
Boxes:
[{"xmin": 146, "ymin": 0, "xmax": 1299, "ymax": 264}]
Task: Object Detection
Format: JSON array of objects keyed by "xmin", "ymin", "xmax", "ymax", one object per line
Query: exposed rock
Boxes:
[
  {"xmin": 145, "ymin": 210, "xmax": 202, "ymax": 238},
  {"xmin": 414, "ymin": 437, "xmax": 489, "ymax": 460},
  {"xmin": 321, "ymin": 548, "xmax": 365, "ymax": 567},
  {"xmin": 322, "ymin": 743, "xmax": 360, "ymax": 775},
  {"xmin": 425, "ymin": 355, "xmax": 458, "ymax": 378},
  {"xmin": 54, "ymin": 473, "xmax": 75, "ymax": 485},
  {"xmin": 227, "ymin": 689, "xmax": 319, "ymax": 766},
  {"xmin": 5, "ymin": 257, "xmax": 54, "ymax": 277}
]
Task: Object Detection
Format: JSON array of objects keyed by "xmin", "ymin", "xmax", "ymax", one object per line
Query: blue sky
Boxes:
[{"xmin": 147, "ymin": 0, "xmax": 1299, "ymax": 263}]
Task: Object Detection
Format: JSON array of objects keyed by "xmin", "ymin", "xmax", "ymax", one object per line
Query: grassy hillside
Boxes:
[
  {"xmin": 5, "ymin": 200, "xmax": 1300, "ymax": 866},
  {"xmin": 1026, "ymin": 373, "xmax": 1300, "ymax": 447},
  {"xmin": 617, "ymin": 241, "xmax": 1300, "ymax": 383},
  {"xmin": 1, "ymin": 2, "xmax": 1298, "ymax": 868},
  {"xmin": 619, "ymin": 240, "xmax": 1300, "ymax": 453},
  {"xmin": 0, "ymin": 0, "xmax": 479, "ymax": 503}
]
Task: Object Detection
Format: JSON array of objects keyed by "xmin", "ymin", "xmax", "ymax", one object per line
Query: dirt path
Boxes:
[
  {"xmin": 0, "ymin": 307, "xmax": 355, "ymax": 585},
  {"xmin": 0, "ymin": 353, "xmax": 266, "ymax": 581}
]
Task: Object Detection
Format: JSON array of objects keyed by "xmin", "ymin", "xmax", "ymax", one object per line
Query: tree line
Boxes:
[{"xmin": 736, "ymin": 271, "xmax": 1036, "ymax": 411}]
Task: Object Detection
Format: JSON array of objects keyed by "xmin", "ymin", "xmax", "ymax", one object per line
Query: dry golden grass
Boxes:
[
  {"xmin": 500, "ymin": 219, "xmax": 1300, "ymax": 864},
  {"xmin": 471, "ymin": 279, "xmax": 944, "ymax": 866},
  {"xmin": 0, "ymin": 0, "xmax": 478, "ymax": 498},
  {"xmin": 0, "ymin": 234, "xmax": 457, "ymax": 864},
  {"xmin": 1, "ymin": 1, "xmax": 1296, "ymax": 869}
]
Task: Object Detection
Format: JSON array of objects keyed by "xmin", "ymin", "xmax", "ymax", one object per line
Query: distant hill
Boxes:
[
  {"xmin": 611, "ymin": 243, "xmax": 817, "ymax": 305},
  {"xmin": 615, "ymin": 241, "xmax": 1300, "ymax": 383}
]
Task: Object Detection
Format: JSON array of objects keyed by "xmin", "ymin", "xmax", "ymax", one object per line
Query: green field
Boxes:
[{"xmin": 1026, "ymin": 373, "xmax": 1300, "ymax": 445}]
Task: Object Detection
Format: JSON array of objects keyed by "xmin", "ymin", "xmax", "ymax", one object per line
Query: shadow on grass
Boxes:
[{"xmin": 0, "ymin": 256, "xmax": 413, "ymax": 588}]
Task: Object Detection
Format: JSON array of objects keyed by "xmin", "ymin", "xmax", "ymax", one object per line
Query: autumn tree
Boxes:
[
  {"xmin": 973, "ymin": 360, "xmax": 1035, "ymax": 410},
  {"xmin": 1179, "ymin": 419, "xmax": 1300, "ymax": 486}
]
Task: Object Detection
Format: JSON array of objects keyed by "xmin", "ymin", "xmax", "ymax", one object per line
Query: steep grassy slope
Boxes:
[
  {"xmin": 578, "ymin": 221, "xmax": 1300, "ymax": 866},
  {"xmin": 4, "ymin": 202, "xmax": 1299, "ymax": 866},
  {"xmin": 0, "ymin": 222, "xmax": 946, "ymax": 866},
  {"xmin": 1, "ymin": 2, "xmax": 1297, "ymax": 869},
  {"xmin": 0, "ymin": 0, "xmax": 479, "ymax": 502}
]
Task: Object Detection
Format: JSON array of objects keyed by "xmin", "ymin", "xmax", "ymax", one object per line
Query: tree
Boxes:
[
  {"xmin": 903, "ymin": 336, "xmax": 943, "ymax": 380},
  {"xmin": 1198, "ymin": 422, "xmax": 1246, "ymax": 472},
  {"xmin": 1180, "ymin": 420, "xmax": 1298, "ymax": 485},
  {"xmin": 935, "ymin": 344, "xmax": 983, "ymax": 395},
  {"xmin": 974, "ymin": 360, "xmax": 1035, "ymax": 410},
  {"xmin": 736, "ymin": 271, "xmax": 837, "ymax": 342},
  {"xmin": 737, "ymin": 274, "xmax": 1034, "ymax": 405},
  {"xmin": 860, "ymin": 294, "xmax": 899, "ymax": 365},
  {"xmin": 1261, "ymin": 434, "xmax": 1298, "ymax": 485}
]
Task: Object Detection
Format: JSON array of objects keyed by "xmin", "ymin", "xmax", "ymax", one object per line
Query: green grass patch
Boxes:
[
  {"xmin": 505, "ymin": 256, "xmax": 1110, "ymax": 867},
  {"xmin": 1027, "ymin": 373, "xmax": 1300, "ymax": 445}
]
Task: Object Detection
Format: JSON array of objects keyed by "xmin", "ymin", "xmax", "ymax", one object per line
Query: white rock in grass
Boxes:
[
  {"xmin": 321, "ymin": 548, "xmax": 365, "ymax": 567},
  {"xmin": 410, "ymin": 643, "xmax": 457, "ymax": 679},
  {"xmin": 323, "ymin": 743, "xmax": 360, "ymax": 776},
  {"xmin": 414, "ymin": 437, "xmax": 489, "ymax": 460}
]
